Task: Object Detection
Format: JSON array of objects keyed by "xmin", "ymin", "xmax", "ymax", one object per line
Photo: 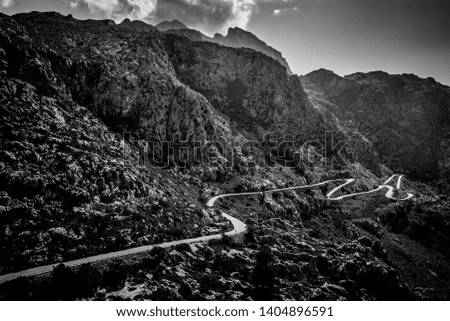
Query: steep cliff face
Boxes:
[
  {"xmin": 302, "ymin": 69, "xmax": 450, "ymax": 180},
  {"xmin": 166, "ymin": 39, "xmax": 381, "ymax": 174},
  {"xmin": 210, "ymin": 27, "xmax": 292, "ymax": 75}
]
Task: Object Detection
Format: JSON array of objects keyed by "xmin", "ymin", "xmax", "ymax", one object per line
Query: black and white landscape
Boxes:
[{"xmin": 0, "ymin": 2, "xmax": 450, "ymax": 301}]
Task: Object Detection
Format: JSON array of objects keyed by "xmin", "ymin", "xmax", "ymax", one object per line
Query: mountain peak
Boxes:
[
  {"xmin": 155, "ymin": 19, "xmax": 188, "ymax": 31},
  {"xmin": 221, "ymin": 27, "xmax": 259, "ymax": 41},
  {"xmin": 306, "ymin": 68, "xmax": 342, "ymax": 77},
  {"xmin": 211, "ymin": 27, "xmax": 292, "ymax": 75},
  {"xmin": 120, "ymin": 18, "xmax": 155, "ymax": 32},
  {"xmin": 156, "ymin": 22, "xmax": 291, "ymax": 74},
  {"xmin": 227, "ymin": 26, "xmax": 245, "ymax": 33}
]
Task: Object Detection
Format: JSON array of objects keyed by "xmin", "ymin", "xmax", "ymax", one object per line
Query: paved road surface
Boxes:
[
  {"xmin": 0, "ymin": 212, "xmax": 246, "ymax": 285},
  {"xmin": 208, "ymin": 174, "xmax": 413, "ymax": 205}
]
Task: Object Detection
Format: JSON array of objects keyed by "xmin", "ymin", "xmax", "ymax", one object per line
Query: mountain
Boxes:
[
  {"xmin": 156, "ymin": 21, "xmax": 293, "ymax": 75},
  {"xmin": 0, "ymin": 9, "xmax": 378, "ymax": 271},
  {"xmin": 301, "ymin": 69, "xmax": 450, "ymax": 180},
  {"xmin": 155, "ymin": 19, "xmax": 209, "ymax": 42},
  {"xmin": 0, "ymin": 11, "xmax": 233, "ymax": 276},
  {"xmin": 155, "ymin": 19, "xmax": 188, "ymax": 31},
  {"xmin": 120, "ymin": 18, "xmax": 156, "ymax": 32},
  {"xmin": 1, "ymin": 11, "xmax": 450, "ymax": 300},
  {"xmin": 163, "ymin": 27, "xmax": 209, "ymax": 42},
  {"xmin": 210, "ymin": 27, "xmax": 292, "ymax": 75}
]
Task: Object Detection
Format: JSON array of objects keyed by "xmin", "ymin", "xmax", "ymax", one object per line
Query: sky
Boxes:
[{"xmin": 1, "ymin": 0, "xmax": 449, "ymax": 85}]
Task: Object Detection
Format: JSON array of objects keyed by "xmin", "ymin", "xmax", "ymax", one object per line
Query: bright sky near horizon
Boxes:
[{"xmin": 1, "ymin": 0, "xmax": 449, "ymax": 85}]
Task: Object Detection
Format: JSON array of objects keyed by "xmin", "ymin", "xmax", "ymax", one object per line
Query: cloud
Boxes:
[
  {"xmin": 70, "ymin": 0, "xmax": 298, "ymax": 34},
  {"xmin": 70, "ymin": 0, "xmax": 157, "ymax": 20},
  {"xmin": 273, "ymin": 5, "xmax": 297, "ymax": 16},
  {"xmin": 1, "ymin": 0, "xmax": 15, "ymax": 8},
  {"xmin": 151, "ymin": 0, "xmax": 256, "ymax": 34}
]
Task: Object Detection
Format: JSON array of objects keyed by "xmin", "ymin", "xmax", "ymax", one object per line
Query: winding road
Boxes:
[
  {"xmin": 207, "ymin": 174, "xmax": 413, "ymax": 205},
  {"xmin": 0, "ymin": 174, "xmax": 412, "ymax": 285}
]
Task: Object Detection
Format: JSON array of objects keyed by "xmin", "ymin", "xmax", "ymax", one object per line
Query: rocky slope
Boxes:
[
  {"xmin": 0, "ymin": 75, "xmax": 231, "ymax": 273},
  {"xmin": 0, "ymin": 12, "xmax": 231, "ymax": 274},
  {"xmin": 301, "ymin": 69, "xmax": 450, "ymax": 181}
]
